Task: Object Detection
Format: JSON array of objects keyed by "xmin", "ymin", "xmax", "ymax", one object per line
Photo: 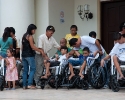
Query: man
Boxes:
[
  {"xmin": 34, "ymin": 25, "xmax": 60, "ymax": 85},
  {"xmin": 69, "ymin": 36, "xmax": 103, "ymax": 55}
]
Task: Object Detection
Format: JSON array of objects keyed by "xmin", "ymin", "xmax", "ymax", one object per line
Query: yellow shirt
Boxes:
[{"xmin": 65, "ymin": 34, "xmax": 80, "ymax": 48}]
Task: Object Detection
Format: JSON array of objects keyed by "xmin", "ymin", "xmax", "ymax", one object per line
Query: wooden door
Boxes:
[{"xmin": 101, "ymin": 1, "xmax": 125, "ymax": 53}]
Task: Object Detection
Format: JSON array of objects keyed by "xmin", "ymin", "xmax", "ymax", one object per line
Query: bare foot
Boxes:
[
  {"xmin": 47, "ymin": 72, "xmax": 51, "ymax": 77},
  {"xmin": 41, "ymin": 74, "xmax": 48, "ymax": 79},
  {"xmin": 69, "ymin": 74, "xmax": 75, "ymax": 80},
  {"xmin": 119, "ymin": 76, "xmax": 125, "ymax": 80},
  {"xmin": 79, "ymin": 73, "xmax": 84, "ymax": 79}
]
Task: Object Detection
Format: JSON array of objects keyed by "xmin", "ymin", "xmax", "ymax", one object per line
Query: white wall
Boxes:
[
  {"xmin": 35, "ymin": 0, "xmax": 49, "ymax": 40},
  {"xmin": 74, "ymin": 0, "xmax": 100, "ymax": 38},
  {"xmin": 48, "ymin": 0, "xmax": 74, "ymax": 56},
  {"xmin": 0, "ymin": 0, "xmax": 35, "ymax": 46}
]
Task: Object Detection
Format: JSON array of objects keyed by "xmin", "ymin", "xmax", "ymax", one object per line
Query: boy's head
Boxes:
[
  {"xmin": 60, "ymin": 46, "xmax": 68, "ymax": 55},
  {"xmin": 83, "ymin": 47, "xmax": 90, "ymax": 57},
  {"xmin": 69, "ymin": 38, "xmax": 81, "ymax": 48},
  {"xmin": 89, "ymin": 31, "xmax": 96, "ymax": 38},
  {"xmin": 113, "ymin": 32, "xmax": 125, "ymax": 44}
]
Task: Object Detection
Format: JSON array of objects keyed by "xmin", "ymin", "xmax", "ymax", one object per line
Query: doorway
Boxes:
[{"xmin": 101, "ymin": 0, "xmax": 125, "ymax": 53}]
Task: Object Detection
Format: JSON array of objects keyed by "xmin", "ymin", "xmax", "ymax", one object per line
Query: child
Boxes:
[
  {"xmin": 42, "ymin": 46, "xmax": 68, "ymax": 79},
  {"xmin": 5, "ymin": 48, "xmax": 18, "ymax": 90},
  {"xmin": 68, "ymin": 47, "xmax": 99, "ymax": 80}
]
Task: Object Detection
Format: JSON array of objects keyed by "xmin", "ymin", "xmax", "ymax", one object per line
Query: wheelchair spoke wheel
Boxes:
[
  {"xmin": 89, "ymin": 62, "xmax": 106, "ymax": 89},
  {"xmin": 111, "ymin": 75, "xmax": 120, "ymax": 92}
]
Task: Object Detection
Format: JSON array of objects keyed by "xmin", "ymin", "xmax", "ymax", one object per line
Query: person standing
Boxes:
[
  {"xmin": 34, "ymin": 25, "xmax": 60, "ymax": 85},
  {"xmin": 22, "ymin": 24, "xmax": 44, "ymax": 89}
]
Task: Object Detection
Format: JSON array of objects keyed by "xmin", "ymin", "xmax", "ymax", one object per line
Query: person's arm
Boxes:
[
  {"xmin": 74, "ymin": 51, "xmax": 80, "ymax": 57},
  {"xmin": 28, "ymin": 35, "xmax": 44, "ymax": 55},
  {"xmin": 95, "ymin": 40, "xmax": 102, "ymax": 54},
  {"xmin": 53, "ymin": 38, "xmax": 60, "ymax": 50},
  {"xmin": 93, "ymin": 50, "xmax": 99, "ymax": 57}
]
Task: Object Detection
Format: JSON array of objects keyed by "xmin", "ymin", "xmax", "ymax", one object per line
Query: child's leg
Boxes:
[
  {"xmin": 69, "ymin": 63, "xmax": 75, "ymax": 80},
  {"xmin": 12, "ymin": 81, "xmax": 15, "ymax": 89},
  {"xmin": 7, "ymin": 81, "xmax": 10, "ymax": 88},
  {"xmin": 113, "ymin": 56, "xmax": 124, "ymax": 78},
  {"xmin": 42, "ymin": 62, "xmax": 50, "ymax": 78},
  {"xmin": 79, "ymin": 61, "xmax": 86, "ymax": 78}
]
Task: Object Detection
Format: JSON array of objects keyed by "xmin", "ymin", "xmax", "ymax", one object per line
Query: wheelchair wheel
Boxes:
[
  {"xmin": 110, "ymin": 75, "xmax": 120, "ymax": 92},
  {"xmin": 40, "ymin": 79, "xmax": 46, "ymax": 89},
  {"xmin": 89, "ymin": 62, "xmax": 107, "ymax": 89},
  {"xmin": 0, "ymin": 84, "xmax": 4, "ymax": 91},
  {"xmin": 48, "ymin": 77, "xmax": 56, "ymax": 88}
]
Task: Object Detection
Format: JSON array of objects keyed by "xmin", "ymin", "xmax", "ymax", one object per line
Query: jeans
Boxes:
[{"xmin": 22, "ymin": 57, "xmax": 36, "ymax": 87}]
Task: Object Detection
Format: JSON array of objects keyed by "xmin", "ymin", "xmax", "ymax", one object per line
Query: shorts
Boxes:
[{"xmin": 68, "ymin": 58, "xmax": 84, "ymax": 66}]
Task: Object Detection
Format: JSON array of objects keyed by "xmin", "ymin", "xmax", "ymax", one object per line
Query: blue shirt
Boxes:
[
  {"xmin": 0, "ymin": 37, "xmax": 13, "ymax": 54},
  {"xmin": 78, "ymin": 54, "xmax": 94, "ymax": 60}
]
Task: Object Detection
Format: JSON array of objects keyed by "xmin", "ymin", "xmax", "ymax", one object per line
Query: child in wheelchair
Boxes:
[
  {"xmin": 42, "ymin": 46, "xmax": 69, "ymax": 79},
  {"xmin": 68, "ymin": 47, "xmax": 99, "ymax": 80}
]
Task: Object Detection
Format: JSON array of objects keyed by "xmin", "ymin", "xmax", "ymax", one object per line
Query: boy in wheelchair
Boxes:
[
  {"xmin": 68, "ymin": 47, "xmax": 99, "ymax": 80},
  {"xmin": 101, "ymin": 32, "xmax": 125, "ymax": 80},
  {"xmin": 42, "ymin": 46, "xmax": 68, "ymax": 79}
]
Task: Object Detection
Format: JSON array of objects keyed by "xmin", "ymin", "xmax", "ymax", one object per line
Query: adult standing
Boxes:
[
  {"xmin": 34, "ymin": 25, "xmax": 60, "ymax": 85},
  {"xmin": 22, "ymin": 24, "xmax": 44, "ymax": 89},
  {"xmin": 0, "ymin": 27, "xmax": 13, "ymax": 58}
]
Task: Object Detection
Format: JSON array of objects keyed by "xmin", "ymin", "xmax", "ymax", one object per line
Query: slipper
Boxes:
[
  {"xmin": 118, "ymin": 77, "xmax": 125, "ymax": 81},
  {"xmin": 27, "ymin": 85, "xmax": 36, "ymax": 89}
]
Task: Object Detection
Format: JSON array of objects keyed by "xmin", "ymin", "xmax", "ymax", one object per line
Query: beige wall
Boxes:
[
  {"xmin": 74, "ymin": 0, "xmax": 100, "ymax": 39},
  {"xmin": 35, "ymin": 0, "xmax": 49, "ymax": 40},
  {"xmin": 48, "ymin": 0, "xmax": 74, "ymax": 56}
]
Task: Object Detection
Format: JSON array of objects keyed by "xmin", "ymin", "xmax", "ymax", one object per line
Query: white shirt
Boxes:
[
  {"xmin": 74, "ymin": 36, "xmax": 104, "ymax": 53},
  {"xmin": 109, "ymin": 43, "xmax": 119, "ymax": 56},
  {"xmin": 110, "ymin": 43, "xmax": 125, "ymax": 60},
  {"xmin": 36, "ymin": 34, "xmax": 60, "ymax": 55}
]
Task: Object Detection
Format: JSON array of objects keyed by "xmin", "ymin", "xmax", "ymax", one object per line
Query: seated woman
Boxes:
[
  {"xmin": 68, "ymin": 47, "xmax": 99, "ymax": 80},
  {"xmin": 42, "ymin": 46, "xmax": 69, "ymax": 79}
]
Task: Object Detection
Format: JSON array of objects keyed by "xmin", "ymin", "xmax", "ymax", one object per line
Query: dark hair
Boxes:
[
  {"xmin": 83, "ymin": 47, "xmax": 90, "ymax": 53},
  {"xmin": 89, "ymin": 31, "xmax": 96, "ymax": 38},
  {"xmin": 60, "ymin": 46, "xmax": 68, "ymax": 52},
  {"xmin": 10, "ymin": 27, "xmax": 15, "ymax": 34},
  {"xmin": 7, "ymin": 48, "xmax": 14, "ymax": 56},
  {"xmin": 2, "ymin": 27, "xmax": 11, "ymax": 42},
  {"xmin": 119, "ymin": 21, "xmax": 125, "ymax": 31},
  {"xmin": 22, "ymin": 24, "xmax": 37, "ymax": 43},
  {"xmin": 113, "ymin": 32, "xmax": 122, "ymax": 41},
  {"xmin": 70, "ymin": 25, "xmax": 78, "ymax": 31},
  {"xmin": 69, "ymin": 38, "xmax": 78, "ymax": 46},
  {"xmin": 46, "ymin": 25, "xmax": 55, "ymax": 32}
]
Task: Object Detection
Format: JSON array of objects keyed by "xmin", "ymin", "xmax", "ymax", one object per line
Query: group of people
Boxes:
[{"xmin": 0, "ymin": 22, "xmax": 125, "ymax": 90}]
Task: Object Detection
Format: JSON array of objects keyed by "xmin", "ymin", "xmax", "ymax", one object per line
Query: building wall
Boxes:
[
  {"xmin": 0, "ymin": 0, "xmax": 35, "ymax": 46},
  {"xmin": 35, "ymin": 0, "xmax": 49, "ymax": 40},
  {"xmin": 74, "ymin": 0, "xmax": 100, "ymax": 38},
  {"xmin": 48, "ymin": 0, "xmax": 74, "ymax": 56}
]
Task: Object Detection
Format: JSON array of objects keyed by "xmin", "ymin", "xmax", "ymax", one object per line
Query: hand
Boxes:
[
  {"xmin": 100, "ymin": 59, "xmax": 105, "ymax": 67},
  {"xmin": 66, "ymin": 53, "xmax": 70, "ymax": 59},
  {"xmin": 0, "ymin": 56, "xmax": 3, "ymax": 60},
  {"xmin": 99, "ymin": 51, "xmax": 103, "ymax": 55},
  {"xmin": 55, "ymin": 54, "xmax": 59, "ymax": 58}
]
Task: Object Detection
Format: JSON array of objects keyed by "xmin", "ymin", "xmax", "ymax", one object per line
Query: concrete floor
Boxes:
[{"xmin": 0, "ymin": 88, "xmax": 125, "ymax": 100}]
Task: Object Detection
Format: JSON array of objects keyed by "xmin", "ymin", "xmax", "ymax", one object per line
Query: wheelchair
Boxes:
[
  {"xmin": 109, "ymin": 56, "xmax": 125, "ymax": 92},
  {"xmin": 37, "ymin": 59, "xmax": 69, "ymax": 89},
  {"xmin": 0, "ymin": 59, "xmax": 5, "ymax": 91},
  {"xmin": 65, "ymin": 53, "xmax": 107, "ymax": 89}
]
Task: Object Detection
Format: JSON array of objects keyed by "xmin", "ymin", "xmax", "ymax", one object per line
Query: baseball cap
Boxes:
[{"xmin": 46, "ymin": 25, "xmax": 55, "ymax": 32}]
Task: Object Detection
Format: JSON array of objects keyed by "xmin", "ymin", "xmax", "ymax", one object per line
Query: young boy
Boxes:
[
  {"xmin": 42, "ymin": 46, "xmax": 68, "ymax": 79},
  {"xmin": 68, "ymin": 47, "xmax": 99, "ymax": 80}
]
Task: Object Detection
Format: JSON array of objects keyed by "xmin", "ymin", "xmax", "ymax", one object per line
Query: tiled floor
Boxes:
[{"xmin": 0, "ymin": 88, "xmax": 125, "ymax": 100}]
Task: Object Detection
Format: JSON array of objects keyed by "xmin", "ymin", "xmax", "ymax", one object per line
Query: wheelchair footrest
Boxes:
[{"xmin": 60, "ymin": 84, "xmax": 73, "ymax": 87}]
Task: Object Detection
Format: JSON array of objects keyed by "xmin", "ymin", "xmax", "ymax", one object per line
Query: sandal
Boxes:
[{"xmin": 27, "ymin": 85, "xmax": 37, "ymax": 89}]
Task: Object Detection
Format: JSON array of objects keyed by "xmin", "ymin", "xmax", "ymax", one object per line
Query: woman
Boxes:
[
  {"xmin": 65, "ymin": 25, "xmax": 80, "ymax": 49},
  {"xmin": 22, "ymin": 24, "xmax": 44, "ymax": 89},
  {"xmin": 0, "ymin": 27, "xmax": 13, "ymax": 58},
  {"xmin": 10, "ymin": 27, "xmax": 17, "ymax": 57}
]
